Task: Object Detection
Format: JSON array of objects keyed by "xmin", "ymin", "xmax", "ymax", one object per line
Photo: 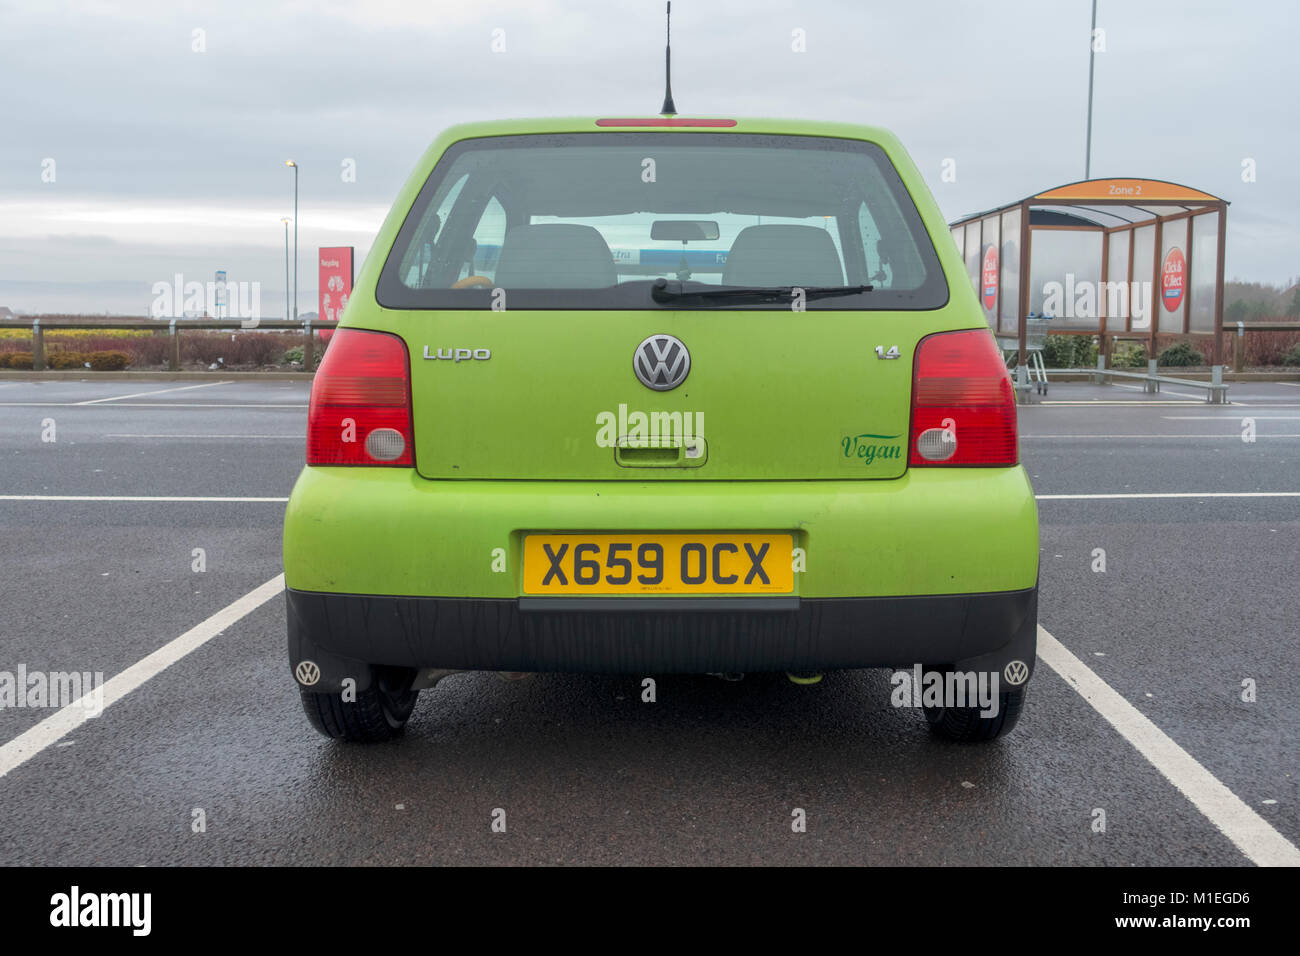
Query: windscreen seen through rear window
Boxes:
[{"xmin": 376, "ymin": 133, "xmax": 948, "ymax": 310}]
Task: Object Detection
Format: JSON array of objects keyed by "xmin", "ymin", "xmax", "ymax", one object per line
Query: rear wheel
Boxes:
[
  {"xmin": 300, "ymin": 666, "xmax": 419, "ymax": 742},
  {"xmin": 923, "ymin": 685, "xmax": 1026, "ymax": 742}
]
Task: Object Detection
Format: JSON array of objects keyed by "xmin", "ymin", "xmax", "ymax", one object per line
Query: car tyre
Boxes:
[
  {"xmin": 299, "ymin": 666, "xmax": 420, "ymax": 742},
  {"xmin": 923, "ymin": 685, "xmax": 1026, "ymax": 742}
]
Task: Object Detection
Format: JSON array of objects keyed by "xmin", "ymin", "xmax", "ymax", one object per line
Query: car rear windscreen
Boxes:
[{"xmin": 376, "ymin": 132, "xmax": 948, "ymax": 311}]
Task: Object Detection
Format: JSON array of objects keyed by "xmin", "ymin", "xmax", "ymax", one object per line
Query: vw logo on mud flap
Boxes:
[
  {"xmin": 634, "ymin": 334, "xmax": 690, "ymax": 391},
  {"xmin": 1003, "ymin": 660, "xmax": 1029, "ymax": 686},
  {"xmin": 294, "ymin": 660, "xmax": 321, "ymax": 686}
]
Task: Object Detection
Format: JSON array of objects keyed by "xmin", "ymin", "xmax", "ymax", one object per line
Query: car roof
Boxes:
[{"xmin": 426, "ymin": 117, "xmax": 905, "ymax": 151}]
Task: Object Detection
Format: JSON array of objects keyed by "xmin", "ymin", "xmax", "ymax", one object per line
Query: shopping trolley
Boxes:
[{"xmin": 997, "ymin": 312, "xmax": 1052, "ymax": 395}]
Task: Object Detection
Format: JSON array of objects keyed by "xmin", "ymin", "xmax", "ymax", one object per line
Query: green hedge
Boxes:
[
  {"xmin": 0, "ymin": 349, "xmax": 130, "ymax": 370},
  {"xmin": 1157, "ymin": 341, "xmax": 1205, "ymax": 367},
  {"xmin": 1040, "ymin": 335, "xmax": 1099, "ymax": 369}
]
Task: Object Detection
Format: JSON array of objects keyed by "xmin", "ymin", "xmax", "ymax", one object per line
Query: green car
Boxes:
[{"xmin": 282, "ymin": 116, "xmax": 1039, "ymax": 744}]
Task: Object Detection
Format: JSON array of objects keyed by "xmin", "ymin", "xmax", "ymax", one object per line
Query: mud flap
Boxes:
[
  {"xmin": 286, "ymin": 592, "xmax": 373, "ymax": 693},
  {"xmin": 948, "ymin": 584, "xmax": 1038, "ymax": 689}
]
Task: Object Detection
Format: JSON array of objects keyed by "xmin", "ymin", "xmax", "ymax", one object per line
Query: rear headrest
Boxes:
[
  {"xmin": 722, "ymin": 224, "xmax": 845, "ymax": 288},
  {"xmin": 493, "ymin": 224, "xmax": 616, "ymax": 289}
]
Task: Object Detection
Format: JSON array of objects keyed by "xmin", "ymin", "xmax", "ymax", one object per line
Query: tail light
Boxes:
[
  {"xmin": 909, "ymin": 328, "xmax": 1018, "ymax": 467},
  {"xmin": 307, "ymin": 328, "xmax": 413, "ymax": 466}
]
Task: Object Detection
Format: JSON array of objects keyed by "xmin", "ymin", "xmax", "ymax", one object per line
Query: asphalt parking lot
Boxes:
[{"xmin": 1, "ymin": 376, "xmax": 1297, "ymax": 865}]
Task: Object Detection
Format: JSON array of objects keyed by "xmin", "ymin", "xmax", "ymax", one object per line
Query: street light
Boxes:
[
  {"xmin": 280, "ymin": 217, "xmax": 292, "ymax": 320},
  {"xmin": 285, "ymin": 160, "xmax": 298, "ymax": 322},
  {"xmin": 1085, "ymin": 0, "xmax": 1097, "ymax": 179}
]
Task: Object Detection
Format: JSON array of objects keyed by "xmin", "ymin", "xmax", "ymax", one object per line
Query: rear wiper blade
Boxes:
[{"xmin": 650, "ymin": 278, "xmax": 873, "ymax": 305}]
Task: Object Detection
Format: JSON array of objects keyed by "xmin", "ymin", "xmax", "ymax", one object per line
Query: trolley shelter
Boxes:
[{"xmin": 948, "ymin": 179, "xmax": 1229, "ymax": 371}]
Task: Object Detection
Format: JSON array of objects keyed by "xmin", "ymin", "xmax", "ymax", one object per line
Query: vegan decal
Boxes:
[{"xmin": 841, "ymin": 432, "xmax": 902, "ymax": 466}]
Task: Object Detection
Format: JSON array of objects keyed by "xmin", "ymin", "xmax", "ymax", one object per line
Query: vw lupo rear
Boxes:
[{"xmin": 283, "ymin": 117, "xmax": 1039, "ymax": 743}]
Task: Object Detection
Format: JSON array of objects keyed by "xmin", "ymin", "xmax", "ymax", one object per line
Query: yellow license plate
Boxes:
[{"xmin": 522, "ymin": 533, "xmax": 795, "ymax": 595}]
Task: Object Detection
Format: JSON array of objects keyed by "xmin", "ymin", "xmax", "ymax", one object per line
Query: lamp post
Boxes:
[
  {"xmin": 1085, "ymin": 0, "xmax": 1097, "ymax": 179},
  {"xmin": 280, "ymin": 217, "xmax": 291, "ymax": 320},
  {"xmin": 285, "ymin": 161, "xmax": 298, "ymax": 322}
]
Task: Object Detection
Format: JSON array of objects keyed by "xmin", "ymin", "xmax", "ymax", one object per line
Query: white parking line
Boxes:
[
  {"xmin": 1024, "ymin": 434, "xmax": 1300, "ymax": 438},
  {"xmin": 105, "ymin": 434, "xmax": 301, "ymax": 439},
  {"xmin": 0, "ymin": 402, "xmax": 305, "ymax": 409},
  {"xmin": 1040, "ymin": 401, "xmax": 1202, "ymax": 407},
  {"xmin": 0, "ymin": 574, "xmax": 285, "ymax": 780},
  {"xmin": 1041, "ymin": 402, "xmax": 1300, "ymax": 408},
  {"xmin": 1037, "ymin": 492, "xmax": 1300, "ymax": 499},
  {"xmin": 0, "ymin": 495, "xmax": 289, "ymax": 502},
  {"xmin": 1163, "ymin": 415, "xmax": 1300, "ymax": 420},
  {"xmin": 1037, "ymin": 625, "xmax": 1300, "ymax": 867},
  {"xmin": 74, "ymin": 381, "xmax": 233, "ymax": 405}
]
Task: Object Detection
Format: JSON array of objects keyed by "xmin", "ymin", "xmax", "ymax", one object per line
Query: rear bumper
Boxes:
[
  {"xmin": 287, "ymin": 585, "xmax": 1038, "ymax": 689},
  {"xmin": 283, "ymin": 467, "xmax": 1040, "ymax": 599}
]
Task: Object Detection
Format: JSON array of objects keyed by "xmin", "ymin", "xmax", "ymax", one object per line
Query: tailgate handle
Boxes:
[{"xmin": 614, "ymin": 437, "xmax": 707, "ymax": 468}]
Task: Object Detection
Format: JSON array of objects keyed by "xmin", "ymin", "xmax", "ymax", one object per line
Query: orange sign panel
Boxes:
[{"xmin": 1033, "ymin": 179, "xmax": 1219, "ymax": 203}]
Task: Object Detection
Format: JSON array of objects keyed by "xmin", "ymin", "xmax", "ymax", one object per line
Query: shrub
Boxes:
[
  {"xmin": 1041, "ymin": 335, "xmax": 1100, "ymax": 369},
  {"xmin": 0, "ymin": 353, "xmax": 10, "ymax": 369},
  {"xmin": 1077, "ymin": 336, "xmax": 1099, "ymax": 369},
  {"xmin": 46, "ymin": 350, "xmax": 87, "ymax": 370},
  {"xmin": 125, "ymin": 334, "xmax": 170, "ymax": 366},
  {"xmin": 1041, "ymin": 335, "xmax": 1075, "ymax": 369},
  {"xmin": 0, "ymin": 328, "xmax": 151, "ymax": 341},
  {"xmin": 47, "ymin": 333, "xmax": 142, "ymax": 353},
  {"xmin": 181, "ymin": 334, "xmax": 228, "ymax": 366},
  {"xmin": 1242, "ymin": 329, "xmax": 1300, "ymax": 367},
  {"xmin": 223, "ymin": 332, "xmax": 290, "ymax": 366},
  {"xmin": 176, "ymin": 330, "xmax": 305, "ymax": 367},
  {"xmin": 1111, "ymin": 343, "xmax": 1147, "ymax": 368},
  {"xmin": 87, "ymin": 350, "xmax": 130, "ymax": 370},
  {"xmin": 1158, "ymin": 341, "xmax": 1205, "ymax": 367},
  {"xmin": 1034, "ymin": 335, "xmax": 1097, "ymax": 369},
  {"xmin": 1282, "ymin": 343, "xmax": 1300, "ymax": 367},
  {"xmin": 283, "ymin": 346, "xmax": 304, "ymax": 365},
  {"xmin": 8, "ymin": 353, "xmax": 33, "ymax": 369}
]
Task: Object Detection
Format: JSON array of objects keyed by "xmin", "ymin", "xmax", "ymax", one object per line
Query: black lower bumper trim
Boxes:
[{"xmin": 287, "ymin": 586, "xmax": 1038, "ymax": 678}]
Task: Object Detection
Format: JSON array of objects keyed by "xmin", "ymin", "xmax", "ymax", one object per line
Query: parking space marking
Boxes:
[
  {"xmin": 0, "ymin": 402, "xmax": 306, "ymax": 409},
  {"xmin": 1037, "ymin": 491, "xmax": 1300, "ymax": 499},
  {"xmin": 104, "ymin": 434, "xmax": 301, "ymax": 439},
  {"xmin": 1041, "ymin": 402, "xmax": 1300, "ymax": 408},
  {"xmin": 0, "ymin": 495, "xmax": 289, "ymax": 502},
  {"xmin": 1025, "ymin": 434, "xmax": 1300, "ymax": 439},
  {"xmin": 1037, "ymin": 625, "xmax": 1300, "ymax": 867},
  {"xmin": 0, "ymin": 574, "xmax": 284, "ymax": 780},
  {"xmin": 74, "ymin": 381, "xmax": 234, "ymax": 405}
]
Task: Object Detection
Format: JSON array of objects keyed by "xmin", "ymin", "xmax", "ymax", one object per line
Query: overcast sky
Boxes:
[{"xmin": 1, "ymin": 0, "xmax": 1295, "ymax": 315}]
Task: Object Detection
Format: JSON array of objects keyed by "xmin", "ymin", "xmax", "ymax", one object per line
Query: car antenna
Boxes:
[{"xmin": 660, "ymin": 2, "xmax": 677, "ymax": 116}]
